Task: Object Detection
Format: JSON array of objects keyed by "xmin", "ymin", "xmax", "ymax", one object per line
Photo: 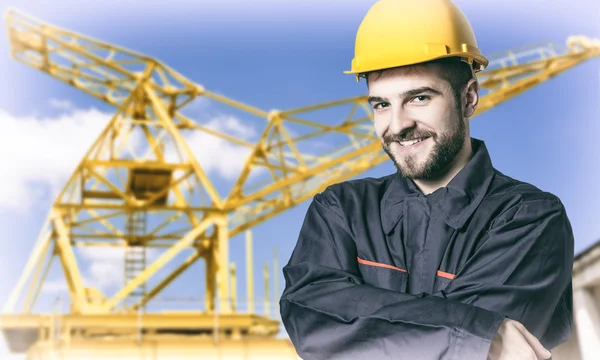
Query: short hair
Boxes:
[{"xmin": 363, "ymin": 57, "xmax": 475, "ymax": 101}]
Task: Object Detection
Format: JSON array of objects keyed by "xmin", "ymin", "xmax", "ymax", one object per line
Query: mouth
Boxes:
[{"xmin": 398, "ymin": 137, "xmax": 430, "ymax": 147}]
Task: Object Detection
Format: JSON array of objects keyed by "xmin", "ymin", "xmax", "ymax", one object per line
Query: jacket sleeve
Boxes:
[
  {"xmin": 279, "ymin": 190, "xmax": 573, "ymax": 360},
  {"xmin": 279, "ymin": 190, "xmax": 505, "ymax": 360},
  {"xmin": 438, "ymin": 197, "xmax": 574, "ymax": 350}
]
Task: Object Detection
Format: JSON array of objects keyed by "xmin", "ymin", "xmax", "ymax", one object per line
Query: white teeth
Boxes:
[{"xmin": 399, "ymin": 138, "xmax": 426, "ymax": 146}]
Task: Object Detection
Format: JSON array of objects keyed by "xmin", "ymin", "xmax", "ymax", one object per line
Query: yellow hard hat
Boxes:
[{"xmin": 345, "ymin": 0, "xmax": 488, "ymax": 81}]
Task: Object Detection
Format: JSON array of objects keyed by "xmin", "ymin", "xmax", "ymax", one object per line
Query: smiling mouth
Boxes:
[{"xmin": 398, "ymin": 137, "xmax": 429, "ymax": 146}]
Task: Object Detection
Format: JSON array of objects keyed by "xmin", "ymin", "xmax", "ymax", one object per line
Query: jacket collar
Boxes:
[{"xmin": 380, "ymin": 138, "xmax": 495, "ymax": 234}]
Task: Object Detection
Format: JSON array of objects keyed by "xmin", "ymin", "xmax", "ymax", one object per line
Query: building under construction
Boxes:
[{"xmin": 1, "ymin": 8, "xmax": 599, "ymax": 360}]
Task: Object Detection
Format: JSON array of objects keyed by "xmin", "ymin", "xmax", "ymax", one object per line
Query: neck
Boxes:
[{"xmin": 413, "ymin": 138, "xmax": 473, "ymax": 195}]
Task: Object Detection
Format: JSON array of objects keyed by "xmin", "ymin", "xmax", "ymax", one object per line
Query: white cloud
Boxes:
[
  {"xmin": 41, "ymin": 278, "xmax": 68, "ymax": 293},
  {"xmin": 48, "ymin": 98, "xmax": 73, "ymax": 110},
  {"xmin": 77, "ymin": 246, "xmax": 161, "ymax": 292},
  {"xmin": 180, "ymin": 96, "xmax": 211, "ymax": 116},
  {"xmin": 78, "ymin": 247, "xmax": 125, "ymax": 290},
  {"xmin": 0, "ymin": 349, "xmax": 25, "ymax": 360},
  {"xmin": 0, "ymin": 107, "xmax": 112, "ymax": 211},
  {"xmin": 183, "ymin": 115, "xmax": 258, "ymax": 180},
  {"xmin": 37, "ymin": 246, "xmax": 163, "ymax": 305},
  {"xmin": 0, "ymin": 105, "xmax": 264, "ymax": 211}
]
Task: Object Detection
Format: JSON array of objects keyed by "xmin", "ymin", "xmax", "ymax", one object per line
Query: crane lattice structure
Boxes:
[{"xmin": 1, "ymin": 7, "xmax": 599, "ymax": 360}]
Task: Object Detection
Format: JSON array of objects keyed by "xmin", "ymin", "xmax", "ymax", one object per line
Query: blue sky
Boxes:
[{"xmin": 0, "ymin": 0, "xmax": 599, "ymax": 357}]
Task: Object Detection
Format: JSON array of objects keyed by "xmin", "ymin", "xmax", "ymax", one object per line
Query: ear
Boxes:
[{"xmin": 463, "ymin": 78, "xmax": 479, "ymax": 118}]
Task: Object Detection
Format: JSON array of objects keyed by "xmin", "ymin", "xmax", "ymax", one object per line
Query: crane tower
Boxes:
[{"xmin": 1, "ymin": 8, "xmax": 599, "ymax": 360}]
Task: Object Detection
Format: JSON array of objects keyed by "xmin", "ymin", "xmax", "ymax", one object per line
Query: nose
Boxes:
[{"xmin": 389, "ymin": 107, "xmax": 417, "ymax": 135}]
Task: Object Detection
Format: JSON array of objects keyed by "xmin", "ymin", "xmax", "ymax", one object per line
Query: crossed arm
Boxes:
[{"xmin": 279, "ymin": 190, "xmax": 574, "ymax": 360}]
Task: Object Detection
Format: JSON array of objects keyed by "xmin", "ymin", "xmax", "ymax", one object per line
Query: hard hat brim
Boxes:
[{"xmin": 343, "ymin": 53, "xmax": 489, "ymax": 76}]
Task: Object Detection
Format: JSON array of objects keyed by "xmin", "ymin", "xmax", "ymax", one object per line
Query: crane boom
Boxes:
[{"xmin": 5, "ymin": 9, "xmax": 198, "ymax": 110}]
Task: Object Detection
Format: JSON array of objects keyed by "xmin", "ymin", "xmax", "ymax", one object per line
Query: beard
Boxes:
[{"xmin": 382, "ymin": 113, "xmax": 466, "ymax": 181}]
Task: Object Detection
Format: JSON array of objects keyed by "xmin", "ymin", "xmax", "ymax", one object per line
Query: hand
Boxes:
[{"xmin": 487, "ymin": 318, "xmax": 551, "ymax": 360}]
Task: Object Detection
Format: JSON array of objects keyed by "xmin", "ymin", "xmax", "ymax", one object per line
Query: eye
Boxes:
[
  {"xmin": 411, "ymin": 95, "xmax": 430, "ymax": 103},
  {"xmin": 373, "ymin": 102, "xmax": 390, "ymax": 110}
]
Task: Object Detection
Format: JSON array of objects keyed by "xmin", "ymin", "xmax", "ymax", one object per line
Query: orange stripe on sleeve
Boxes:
[
  {"xmin": 357, "ymin": 257, "xmax": 407, "ymax": 272},
  {"xmin": 437, "ymin": 270, "xmax": 456, "ymax": 280}
]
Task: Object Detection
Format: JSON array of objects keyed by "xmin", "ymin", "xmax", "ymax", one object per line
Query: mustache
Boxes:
[{"xmin": 383, "ymin": 129, "xmax": 436, "ymax": 144}]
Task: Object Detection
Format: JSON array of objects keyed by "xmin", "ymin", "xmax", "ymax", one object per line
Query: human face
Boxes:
[{"xmin": 367, "ymin": 64, "xmax": 467, "ymax": 180}]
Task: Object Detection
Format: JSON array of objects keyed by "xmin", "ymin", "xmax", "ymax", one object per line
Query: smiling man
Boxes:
[
  {"xmin": 279, "ymin": 0, "xmax": 574, "ymax": 359},
  {"xmin": 371, "ymin": 72, "xmax": 469, "ymax": 191}
]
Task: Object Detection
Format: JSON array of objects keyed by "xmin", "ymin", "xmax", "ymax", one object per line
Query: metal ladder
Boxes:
[{"xmin": 124, "ymin": 210, "xmax": 148, "ymax": 310}]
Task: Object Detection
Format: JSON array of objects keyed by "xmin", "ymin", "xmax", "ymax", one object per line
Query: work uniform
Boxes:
[{"xmin": 280, "ymin": 138, "xmax": 574, "ymax": 360}]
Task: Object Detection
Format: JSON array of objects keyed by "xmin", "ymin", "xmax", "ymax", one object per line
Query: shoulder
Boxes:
[
  {"xmin": 482, "ymin": 170, "xmax": 574, "ymax": 260},
  {"xmin": 313, "ymin": 173, "xmax": 395, "ymax": 209},
  {"xmin": 484, "ymin": 169, "xmax": 568, "ymax": 224}
]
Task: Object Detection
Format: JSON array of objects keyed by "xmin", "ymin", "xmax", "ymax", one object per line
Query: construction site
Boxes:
[{"xmin": 1, "ymin": 5, "xmax": 600, "ymax": 360}]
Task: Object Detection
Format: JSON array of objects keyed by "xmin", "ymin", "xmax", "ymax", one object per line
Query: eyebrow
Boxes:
[{"xmin": 367, "ymin": 86, "xmax": 443, "ymax": 104}]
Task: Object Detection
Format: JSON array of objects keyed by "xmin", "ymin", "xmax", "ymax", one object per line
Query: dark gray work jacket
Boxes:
[{"xmin": 280, "ymin": 138, "xmax": 574, "ymax": 360}]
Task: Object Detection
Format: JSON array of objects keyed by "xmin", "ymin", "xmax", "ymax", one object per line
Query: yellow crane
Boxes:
[{"xmin": 1, "ymin": 7, "xmax": 599, "ymax": 360}]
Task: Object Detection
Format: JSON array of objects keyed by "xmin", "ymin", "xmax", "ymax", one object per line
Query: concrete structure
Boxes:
[{"xmin": 553, "ymin": 240, "xmax": 600, "ymax": 360}]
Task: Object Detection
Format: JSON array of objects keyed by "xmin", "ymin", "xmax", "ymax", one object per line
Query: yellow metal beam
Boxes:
[
  {"xmin": 54, "ymin": 203, "xmax": 213, "ymax": 212},
  {"xmin": 246, "ymin": 231, "xmax": 254, "ymax": 314},
  {"xmin": 3, "ymin": 229, "xmax": 51, "ymax": 313},
  {"xmin": 203, "ymin": 90, "xmax": 269, "ymax": 119},
  {"xmin": 230, "ymin": 263, "xmax": 237, "ymax": 312},
  {"xmin": 175, "ymin": 114, "xmax": 255, "ymax": 148},
  {"xmin": 0, "ymin": 312, "xmax": 281, "ymax": 330},
  {"xmin": 215, "ymin": 215, "xmax": 231, "ymax": 314},
  {"xmin": 51, "ymin": 210, "xmax": 87, "ymax": 313},
  {"xmin": 133, "ymin": 250, "xmax": 203, "ymax": 311},
  {"xmin": 145, "ymin": 84, "xmax": 223, "ymax": 208},
  {"xmin": 476, "ymin": 47, "xmax": 600, "ymax": 115},
  {"xmin": 22, "ymin": 239, "xmax": 54, "ymax": 314}
]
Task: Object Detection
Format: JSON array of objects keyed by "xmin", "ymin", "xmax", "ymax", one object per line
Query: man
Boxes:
[{"xmin": 279, "ymin": 1, "xmax": 574, "ymax": 359}]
